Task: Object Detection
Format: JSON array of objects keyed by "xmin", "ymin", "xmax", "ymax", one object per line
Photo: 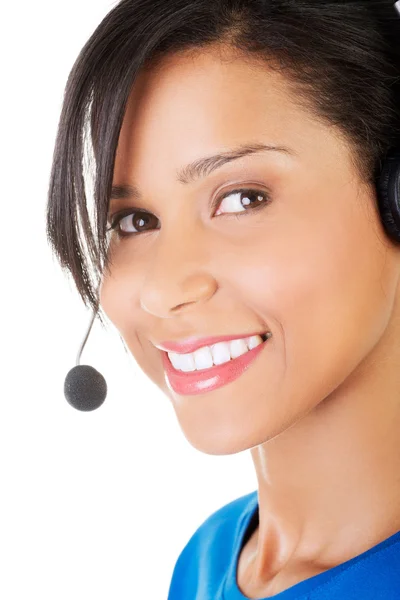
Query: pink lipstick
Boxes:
[{"xmin": 161, "ymin": 335, "xmax": 270, "ymax": 396}]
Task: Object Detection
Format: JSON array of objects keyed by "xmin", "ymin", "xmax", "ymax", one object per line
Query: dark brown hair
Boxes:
[{"xmin": 46, "ymin": 0, "xmax": 400, "ymax": 322}]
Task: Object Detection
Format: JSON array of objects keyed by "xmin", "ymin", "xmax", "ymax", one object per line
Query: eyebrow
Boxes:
[{"xmin": 110, "ymin": 142, "xmax": 295, "ymax": 201}]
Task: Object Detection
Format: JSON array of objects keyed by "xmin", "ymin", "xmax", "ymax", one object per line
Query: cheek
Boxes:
[
  {"xmin": 242, "ymin": 197, "xmax": 394, "ymax": 405},
  {"xmin": 99, "ymin": 260, "xmax": 166, "ymax": 381},
  {"xmin": 99, "ymin": 237, "xmax": 147, "ymax": 326},
  {"xmin": 99, "ymin": 268, "xmax": 138, "ymax": 338}
]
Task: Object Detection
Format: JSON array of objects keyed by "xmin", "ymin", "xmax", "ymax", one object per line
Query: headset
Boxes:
[{"xmin": 63, "ymin": 1, "xmax": 400, "ymax": 412}]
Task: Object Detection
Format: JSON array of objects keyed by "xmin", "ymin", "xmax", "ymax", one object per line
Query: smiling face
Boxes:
[{"xmin": 99, "ymin": 45, "xmax": 400, "ymax": 455}]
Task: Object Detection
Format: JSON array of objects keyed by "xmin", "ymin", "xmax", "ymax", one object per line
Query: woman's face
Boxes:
[{"xmin": 100, "ymin": 45, "xmax": 400, "ymax": 455}]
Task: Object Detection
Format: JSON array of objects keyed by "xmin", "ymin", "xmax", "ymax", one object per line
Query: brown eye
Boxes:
[
  {"xmin": 108, "ymin": 210, "xmax": 160, "ymax": 238},
  {"xmin": 214, "ymin": 189, "xmax": 271, "ymax": 216}
]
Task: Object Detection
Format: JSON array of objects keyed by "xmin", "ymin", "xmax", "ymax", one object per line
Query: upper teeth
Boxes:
[{"xmin": 167, "ymin": 334, "xmax": 267, "ymax": 372}]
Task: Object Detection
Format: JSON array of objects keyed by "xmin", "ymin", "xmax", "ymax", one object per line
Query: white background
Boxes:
[{"xmin": 0, "ymin": 1, "xmax": 257, "ymax": 598}]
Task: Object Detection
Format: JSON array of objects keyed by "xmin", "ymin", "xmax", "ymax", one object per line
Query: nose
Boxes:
[{"xmin": 139, "ymin": 226, "xmax": 218, "ymax": 318}]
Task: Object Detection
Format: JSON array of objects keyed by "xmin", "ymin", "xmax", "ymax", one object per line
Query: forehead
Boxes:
[{"xmin": 113, "ymin": 45, "xmax": 348, "ymax": 182}]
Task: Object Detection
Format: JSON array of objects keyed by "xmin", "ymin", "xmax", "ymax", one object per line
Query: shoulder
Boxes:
[
  {"xmin": 167, "ymin": 490, "xmax": 257, "ymax": 598},
  {"xmin": 186, "ymin": 490, "xmax": 256, "ymax": 547},
  {"xmin": 172, "ymin": 490, "xmax": 257, "ymax": 570}
]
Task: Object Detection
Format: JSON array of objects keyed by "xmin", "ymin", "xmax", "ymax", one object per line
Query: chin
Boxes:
[{"xmin": 177, "ymin": 419, "xmax": 285, "ymax": 456}]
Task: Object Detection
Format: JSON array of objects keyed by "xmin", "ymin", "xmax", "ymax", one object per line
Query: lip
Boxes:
[
  {"xmin": 161, "ymin": 336, "xmax": 270, "ymax": 396},
  {"xmin": 154, "ymin": 331, "xmax": 269, "ymax": 354}
]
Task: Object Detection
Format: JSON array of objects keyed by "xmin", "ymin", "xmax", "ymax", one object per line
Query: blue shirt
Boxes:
[{"xmin": 167, "ymin": 490, "xmax": 400, "ymax": 599}]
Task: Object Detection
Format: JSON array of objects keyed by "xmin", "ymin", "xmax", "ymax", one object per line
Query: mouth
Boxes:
[{"xmin": 161, "ymin": 332, "xmax": 271, "ymax": 396}]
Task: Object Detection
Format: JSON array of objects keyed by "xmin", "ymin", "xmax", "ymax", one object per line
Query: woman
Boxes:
[{"xmin": 46, "ymin": 0, "xmax": 400, "ymax": 597}]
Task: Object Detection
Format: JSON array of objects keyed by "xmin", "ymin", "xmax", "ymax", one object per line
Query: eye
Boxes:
[
  {"xmin": 215, "ymin": 188, "xmax": 270, "ymax": 216},
  {"xmin": 107, "ymin": 210, "xmax": 159, "ymax": 239},
  {"xmin": 106, "ymin": 187, "xmax": 271, "ymax": 239}
]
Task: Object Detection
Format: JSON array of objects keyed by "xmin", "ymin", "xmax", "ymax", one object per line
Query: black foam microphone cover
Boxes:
[
  {"xmin": 64, "ymin": 304, "xmax": 107, "ymax": 411},
  {"xmin": 64, "ymin": 365, "xmax": 107, "ymax": 411}
]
